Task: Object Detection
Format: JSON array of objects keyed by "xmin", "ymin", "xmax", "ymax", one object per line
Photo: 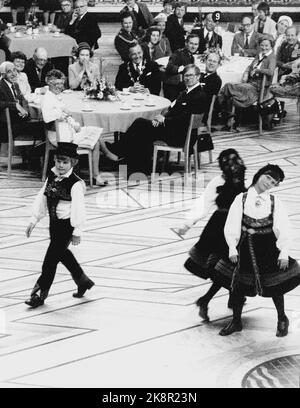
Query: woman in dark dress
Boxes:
[
  {"xmin": 214, "ymin": 164, "xmax": 300, "ymax": 337},
  {"xmin": 179, "ymin": 149, "xmax": 247, "ymax": 321}
]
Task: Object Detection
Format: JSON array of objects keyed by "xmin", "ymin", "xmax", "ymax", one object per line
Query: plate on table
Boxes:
[
  {"xmin": 131, "ymin": 103, "xmax": 141, "ymax": 107},
  {"xmin": 53, "ymin": 33, "xmax": 62, "ymax": 37},
  {"xmin": 121, "ymin": 91, "xmax": 130, "ymax": 96},
  {"xmin": 81, "ymin": 107, "xmax": 94, "ymax": 112},
  {"xmin": 145, "ymin": 103, "xmax": 155, "ymax": 107},
  {"xmin": 120, "ymin": 106, "xmax": 131, "ymax": 110},
  {"xmin": 62, "ymin": 89, "xmax": 72, "ymax": 94},
  {"xmin": 134, "ymin": 96, "xmax": 144, "ymax": 101}
]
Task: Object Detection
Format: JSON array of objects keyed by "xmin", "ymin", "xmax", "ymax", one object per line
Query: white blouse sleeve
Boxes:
[
  {"xmin": 273, "ymin": 196, "xmax": 291, "ymax": 260},
  {"xmin": 30, "ymin": 181, "xmax": 48, "ymax": 225},
  {"xmin": 184, "ymin": 176, "xmax": 223, "ymax": 228},
  {"xmin": 70, "ymin": 181, "xmax": 86, "ymax": 236},
  {"xmin": 224, "ymin": 193, "xmax": 243, "ymax": 258},
  {"xmin": 41, "ymin": 94, "xmax": 64, "ymax": 123}
]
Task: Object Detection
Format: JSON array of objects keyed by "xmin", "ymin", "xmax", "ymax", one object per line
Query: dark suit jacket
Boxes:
[
  {"xmin": 115, "ymin": 60, "xmax": 161, "ymax": 95},
  {"xmin": 65, "ymin": 12, "xmax": 101, "ymax": 49},
  {"xmin": 120, "ymin": 2, "xmax": 153, "ymax": 36},
  {"xmin": 165, "ymin": 14, "xmax": 186, "ymax": 53},
  {"xmin": 164, "ymin": 81, "xmax": 220, "ymax": 146},
  {"xmin": 194, "ymin": 28, "xmax": 223, "ymax": 54},
  {"xmin": 54, "ymin": 11, "xmax": 73, "ymax": 33},
  {"xmin": 231, "ymin": 31, "xmax": 261, "ymax": 57},
  {"xmin": 0, "ymin": 79, "xmax": 29, "ymax": 142},
  {"xmin": 24, "ymin": 58, "xmax": 54, "ymax": 92},
  {"xmin": 114, "ymin": 29, "xmax": 138, "ymax": 61},
  {"xmin": 165, "ymin": 47, "xmax": 196, "ymax": 85}
]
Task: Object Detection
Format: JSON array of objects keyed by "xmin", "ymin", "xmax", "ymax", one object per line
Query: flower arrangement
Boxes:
[{"xmin": 83, "ymin": 77, "xmax": 117, "ymax": 101}]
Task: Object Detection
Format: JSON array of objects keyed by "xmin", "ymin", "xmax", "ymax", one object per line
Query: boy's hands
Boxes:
[
  {"xmin": 72, "ymin": 235, "xmax": 81, "ymax": 245},
  {"xmin": 26, "ymin": 223, "xmax": 35, "ymax": 238}
]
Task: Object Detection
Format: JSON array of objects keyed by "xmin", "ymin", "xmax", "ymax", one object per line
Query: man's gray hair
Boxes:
[
  {"xmin": 0, "ymin": 61, "xmax": 15, "ymax": 75},
  {"xmin": 182, "ymin": 64, "xmax": 201, "ymax": 76}
]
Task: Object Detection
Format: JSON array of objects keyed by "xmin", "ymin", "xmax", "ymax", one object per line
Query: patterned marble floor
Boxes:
[{"xmin": 0, "ymin": 101, "xmax": 300, "ymax": 388}]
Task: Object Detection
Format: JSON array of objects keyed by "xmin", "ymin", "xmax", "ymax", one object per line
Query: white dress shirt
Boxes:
[
  {"xmin": 30, "ymin": 167, "xmax": 86, "ymax": 236},
  {"xmin": 224, "ymin": 186, "xmax": 291, "ymax": 260},
  {"xmin": 204, "ymin": 28, "xmax": 213, "ymax": 41}
]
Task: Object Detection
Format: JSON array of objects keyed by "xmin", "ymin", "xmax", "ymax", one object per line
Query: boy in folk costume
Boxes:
[{"xmin": 25, "ymin": 142, "xmax": 94, "ymax": 308}]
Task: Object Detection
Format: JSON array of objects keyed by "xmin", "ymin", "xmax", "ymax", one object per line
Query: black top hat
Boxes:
[{"xmin": 54, "ymin": 142, "xmax": 79, "ymax": 159}]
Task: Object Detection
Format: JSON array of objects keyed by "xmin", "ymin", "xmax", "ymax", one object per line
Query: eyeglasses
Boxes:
[
  {"xmin": 242, "ymin": 23, "xmax": 251, "ymax": 27},
  {"xmin": 183, "ymin": 74, "xmax": 196, "ymax": 78}
]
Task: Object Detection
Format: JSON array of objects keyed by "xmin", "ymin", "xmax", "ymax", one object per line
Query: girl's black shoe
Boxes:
[{"xmin": 25, "ymin": 294, "xmax": 44, "ymax": 308}]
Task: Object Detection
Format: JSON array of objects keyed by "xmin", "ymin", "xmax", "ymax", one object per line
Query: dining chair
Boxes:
[
  {"xmin": 4, "ymin": 108, "xmax": 44, "ymax": 178},
  {"xmin": 0, "ymin": 49, "xmax": 6, "ymax": 64},
  {"xmin": 151, "ymin": 114, "xmax": 203, "ymax": 182},
  {"xmin": 42, "ymin": 120, "xmax": 94, "ymax": 187}
]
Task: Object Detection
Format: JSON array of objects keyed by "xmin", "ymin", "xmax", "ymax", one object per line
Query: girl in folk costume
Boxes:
[
  {"xmin": 214, "ymin": 164, "xmax": 300, "ymax": 337},
  {"xmin": 179, "ymin": 149, "xmax": 247, "ymax": 321}
]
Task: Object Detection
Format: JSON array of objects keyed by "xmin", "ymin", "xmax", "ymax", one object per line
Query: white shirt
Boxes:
[
  {"xmin": 4, "ymin": 79, "xmax": 17, "ymax": 99},
  {"xmin": 186, "ymin": 82, "xmax": 201, "ymax": 94},
  {"xmin": 30, "ymin": 167, "xmax": 86, "ymax": 236},
  {"xmin": 204, "ymin": 28, "xmax": 213, "ymax": 41},
  {"xmin": 244, "ymin": 31, "xmax": 253, "ymax": 44},
  {"xmin": 224, "ymin": 186, "xmax": 291, "ymax": 260}
]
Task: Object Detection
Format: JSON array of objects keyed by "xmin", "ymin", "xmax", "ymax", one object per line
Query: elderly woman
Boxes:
[
  {"xmin": 141, "ymin": 26, "xmax": 171, "ymax": 62},
  {"xmin": 270, "ymin": 68, "xmax": 300, "ymax": 98},
  {"xmin": 41, "ymin": 69, "xmax": 118, "ymax": 186},
  {"xmin": 68, "ymin": 42, "xmax": 100, "ymax": 91},
  {"xmin": 54, "ymin": 0, "xmax": 73, "ymax": 33},
  {"xmin": 219, "ymin": 35, "xmax": 276, "ymax": 131},
  {"xmin": 273, "ymin": 15, "xmax": 293, "ymax": 55},
  {"xmin": 277, "ymin": 26, "xmax": 300, "ymax": 79},
  {"xmin": 10, "ymin": 51, "xmax": 32, "ymax": 101}
]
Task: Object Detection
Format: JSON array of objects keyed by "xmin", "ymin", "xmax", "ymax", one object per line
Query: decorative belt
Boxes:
[{"xmin": 241, "ymin": 225, "xmax": 273, "ymax": 235}]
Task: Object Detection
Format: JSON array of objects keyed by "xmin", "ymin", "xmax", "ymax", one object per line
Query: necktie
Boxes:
[
  {"xmin": 11, "ymin": 83, "xmax": 18, "ymax": 99},
  {"xmin": 36, "ymin": 67, "xmax": 42, "ymax": 82},
  {"xmin": 136, "ymin": 65, "xmax": 141, "ymax": 76},
  {"xmin": 244, "ymin": 34, "xmax": 249, "ymax": 49}
]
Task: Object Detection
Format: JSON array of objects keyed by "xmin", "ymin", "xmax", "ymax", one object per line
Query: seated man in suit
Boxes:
[
  {"xmin": 115, "ymin": 44, "xmax": 161, "ymax": 95},
  {"xmin": 231, "ymin": 15, "xmax": 260, "ymax": 57},
  {"xmin": 120, "ymin": 0, "xmax": 153, "ymax": 39},
  {"xmin": 65, "ymin": 0, "xmax": 101, "ymax": 49},
  {"xmin": 24, "ymin": 47, "xmax": 54, "ymax": 92},
  {"xmin": 193, "ymin": 13, "xmax": 223, "ymax": 55},
  {"xmin": 0, "ymin": 62, "xmax": 43, "ymax": 151},
  {"xmin": 108, "ymin": 62, "xmax": 221, "ymax": 174},
  {"xmin": 164, "ymin": 34, "xmax": 200, "ymax": 101},
  {"xmin": 165, "ymin": 2, "xmax": 186, "ymax": 53}
]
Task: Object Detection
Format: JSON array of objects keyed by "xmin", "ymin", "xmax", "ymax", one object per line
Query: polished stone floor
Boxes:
[{"xmin": 0, "ymin": 100, "xmax": 300, "ymax": 388}]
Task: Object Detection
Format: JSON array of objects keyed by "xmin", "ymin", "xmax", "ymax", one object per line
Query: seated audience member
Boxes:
[
  {"xmin": 165, "ymin": 2, "xmax": 186, "ymax": 53},
  {"xmin": 41, "ymin": 69, "xmax": 119, "ymax": 186},
  {"xmin": 164, "ymin": 34, "xmax": 199, "ymax": 101},
  {"xmin": 193, "ymin": 13, "xmax": 223, "ymax": 55},
  {"xmin": 115, "ymin": 44, "xmax": 161, "ymax": 95},
  {"xmin": 154, "ymin": 13, "xmax": 171, "ymax": 57},
  {"xmin": 68, "ymin": 42, "xmax": 100, "ymax": 90},
  {"xmin": 270, "ymin": 68, "xmax": 300, "ymax": 98},
  {"xmin": 10, "ymin": 51, "xmax": 31, "ymax": 100},
  {"xmin": 253, "ymin": 2, "xmax": 276, "ymax": 39},
  {"xmin": 24, "ymin": 48, "xmax": 54, "ymax": 92},
  {"xmin": 38, "ymin": 0, "xmax": 61, "ymax": 26},
  {"xmin": 273, "ymin": 15, "xmax": 293, "ymax": 55},
  {"xmin": 107, "ymin": 64, "xmax": 221, "ymax": 174},
  {"xmin": 231, "ymin": 15, "xmax": 260, "ymax": 57},
  {"xmin": 141, "ymin": 26, "xmax": 171, "ymax": 62},
  {"xmin": 277, "ymin": 26, "xmax": 300, "ymax": 79},
  {"xmin": 120, "ymin": 0, "xmax": 154, "ymax": 38},
  {"xmin": 0, "ymin": 62, "xmax": 43, "ymax": 147},
  {"xmin": 161, "ymin": 0, "xmax": 174, "ymax": 17},
  {"xmin": 55, "ymin": 0, "xmax": 74, "ymax": 33},
  {"xmin": 114, "ymin": 11, "xmax": 138, "ymax": 62},
  {"xmin": 251, "ymin": 0, "xmax": 259, "ymax": 20},
  {"xmin": 219, "ymin": 35, "xmax": 276, "ymax": 131},
  {"xmin": 10, "ymin": 0, "xmax": 32, "ymax": 26},
  {"xmin": 65, "ymin": 0, "xmax": 101, "ymax": 49}
]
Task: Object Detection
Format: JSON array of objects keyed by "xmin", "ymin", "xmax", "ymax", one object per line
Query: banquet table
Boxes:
[
  {"xmin": 155, "ymin": 56, "xmax": 254, "ymax": 85},
  {"xmin": 53, "ymin": 91, "xmax": 171, "ymax": 133},
  {"xmin": 7, "ymin": 28, "xmax": 77, "ymax": 58}
]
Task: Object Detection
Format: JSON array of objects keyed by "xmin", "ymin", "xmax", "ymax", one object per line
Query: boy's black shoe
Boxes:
[
  {"xmin": 25, "ymin": 294, "xmax": 44, "ymax": 308},
  {"xmin": 276, "ymin": 316, "xmax": 289, "ymax": 337},
  {"xmin": 219, "ymin": 319, "xmax": 243, "ymax": 336},
  {"xmin": 73, "ymin": 280, "xmax": 95, "ymax": 298}
]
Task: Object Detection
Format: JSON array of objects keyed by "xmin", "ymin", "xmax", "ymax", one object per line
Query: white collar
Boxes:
[
  {"xmin": 204, "ymin": 28, "xmax": 213, "ymax": 37},
  {"xmin": 186, "ymin": 83, "xmax": 200, "ymax": 94},
  {"xmin": 259, "ymin": 49, "xmax": 272, "ymax": 59},
  {"xmin": 245, "ymin": 31, "xmax": 253, "ymax": 38},
  {"xmin": 78, "ymin": 11, "xmax": 88, "ymax": 20},
  {"xmin": 51, "ymin": 166, "xmax": 74, "ymax": 180},
  {"xmin": 248, "ymin": 185, "xmax": 269, "ymax": 200},
  {"xmin": 4, "ymin": 79, "xmax": 13, "ymax": 89}
]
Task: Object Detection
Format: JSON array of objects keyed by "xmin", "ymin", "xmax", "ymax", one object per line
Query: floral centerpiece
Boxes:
[{"xmin": 83, "ymin": 77, "xmax": 118, "ymax": 101}]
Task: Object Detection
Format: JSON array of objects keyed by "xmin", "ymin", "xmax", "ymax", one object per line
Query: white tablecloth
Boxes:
[{"xmin": 58, "ymin": 91, "xmax": 171, "ymax": 133}]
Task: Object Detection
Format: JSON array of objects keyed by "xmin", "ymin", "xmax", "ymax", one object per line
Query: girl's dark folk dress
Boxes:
[
  {"xmin": 214, "ymin": 189, "xmax": 300, "ymax": 297},
  {"xmin": 184, "ymin": 175, "xmax": 246, "ymax": 280}
]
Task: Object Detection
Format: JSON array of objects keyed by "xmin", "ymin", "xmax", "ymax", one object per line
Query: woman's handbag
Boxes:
[
  {"xmin": 257, "ymin": 97, "xmax": 281, "ymax": 116},
  {"xmin": 197, "ymin": 133, "xmax": 214, "ymax": 152}
]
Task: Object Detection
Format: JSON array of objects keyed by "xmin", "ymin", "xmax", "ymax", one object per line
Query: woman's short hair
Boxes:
[
  {"xmin": 258, "ymin": 34, "xmax": 274, "ymax": 48},
  {"xmin": 45, "ymin": 69, "xmax": 66, "ymax": 84},
  {"xmin": 10, "ymin": 51, "xmax": 27, "ymax": 62},
  {"xmin": 257, "ymin": 2, "xmax": 270, "ymax": 16},
  {"xmin": 163, "ymin": 0, "xmax": 174, "ymax": 7},
  {"xmin": 252, "ymin": 164, "xmax": 285, "ymax": 185},
  {"xmin": 144, "ymin": 26, "xmax": 161, "ymax": 43},
  {"xmin": 120, "ymin": 10, "xmax": 133, "ymax": 23},
  {"xmin": 75, "ymin": 42, "xmax": 93, "ymax": 58}
]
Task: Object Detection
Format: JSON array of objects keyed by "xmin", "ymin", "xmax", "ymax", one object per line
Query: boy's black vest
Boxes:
[{"xmin": 44, "ymin": 171, "xmax": 82, "ymax": 221}]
